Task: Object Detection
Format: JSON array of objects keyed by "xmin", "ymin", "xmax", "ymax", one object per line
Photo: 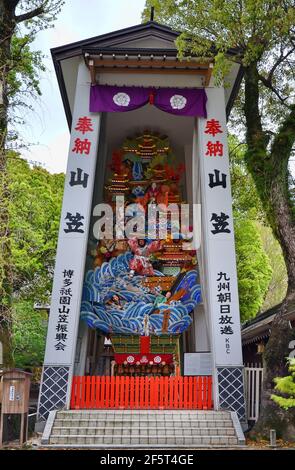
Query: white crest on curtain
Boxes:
[
  {"xmin": 170, "ymin": 94, "xmax": 187, "ymax": 109},
  {"xmin": 113, "ymin": 92, "xmax": 130, "ymax": 107}
]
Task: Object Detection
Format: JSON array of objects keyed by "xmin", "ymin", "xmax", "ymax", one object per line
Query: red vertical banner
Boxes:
[{"xmin": 140, "ymin": 336, "xmax": 151, "ymax": 354}]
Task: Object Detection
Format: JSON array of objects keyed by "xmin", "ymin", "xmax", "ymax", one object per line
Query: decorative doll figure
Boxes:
[
  {"xmin": 132, "ymin": 160, "xmax": 143, "ymax": 181},
  {"xmin": 153, "ymin": 291, "xmax": 172, "ymax": 308},
  {"xmin": 147, "ymin": 182, "xmax": 159, "ymax": 204},
  {"xmin": 128, "ymin": 238, "xmax": 161, "ymax": 276},
  {"xmin": 112, "ymin": 294, "xmax": 122, "ymax": 308},
  {"xmin": 142, "ymin": 314, "xmax": 150, "ymax": 336},
  {"xmin": 157, "ymin": 184, "xmax": 169, "ymax": 207}
]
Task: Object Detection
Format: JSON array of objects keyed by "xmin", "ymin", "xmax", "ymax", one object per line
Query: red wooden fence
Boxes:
[{"xmin": 70, "ymin": 376, "xmax": 213, "ymax": 410}]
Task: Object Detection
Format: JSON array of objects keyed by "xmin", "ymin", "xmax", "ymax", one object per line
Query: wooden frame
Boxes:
[{"xmin": 85, "ymin": 56, "xmax": 213, "ymax": 84}]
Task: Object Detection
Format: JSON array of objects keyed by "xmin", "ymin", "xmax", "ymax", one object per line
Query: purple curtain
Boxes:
[{"xmin": 90, "ymin": 84, "xmax": 207, "ymax": 118}]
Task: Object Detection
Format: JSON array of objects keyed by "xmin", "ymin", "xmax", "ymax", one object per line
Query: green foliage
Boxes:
[
  {"xmin": 257, "ymin": 225, "xmax": 288, "ymax": 311},
  {"xmin": 271, "ymin": 358, "xmax": 295, "ymax": 410},
  {"xmin": 11, "ymin": 299, "xmax": 47, "ymax": 368},
  {"xmin": 142, "ymin": 1, "xmax": 295, "ymax": 79},
  {"xmin": 235, "ymin": 219, "xmax": 272, "ymax": 321},
  {"xmin": 7, "ymin": 35, "xmax": 46, "ymax": 137},
  {"xmin": 3, "ymin": 154, "xmax": 64, "ymax": 366},
  {"xmin": 228, "ymin": 136, "xmax": 278, "ymax": 318},
  {"xmin": 229, "ymin": 135, "xmax": 265, "ymax": 220},
  {"xmin": 8, "ymin": 153, "xmax": 64, "ymax": 302},
  {"xmin": 142, "ymin": 1, "xmax": 295, "ymax": 226}
]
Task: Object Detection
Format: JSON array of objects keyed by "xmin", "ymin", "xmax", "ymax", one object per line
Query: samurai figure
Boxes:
[{"xmin": 128, "ymin": 238, "xmax": 161, "ymax": 276}]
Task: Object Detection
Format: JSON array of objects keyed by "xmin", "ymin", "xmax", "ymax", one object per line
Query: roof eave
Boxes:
[{"xmin": 51, "ymin": 20, "xmax": 242, "ymax": 128}]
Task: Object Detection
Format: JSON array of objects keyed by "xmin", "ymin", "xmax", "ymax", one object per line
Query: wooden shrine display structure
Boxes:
[
  {"xmin": 0, "ymin": 370, "xmax": 31, "ymax": 447},
  {"xmin": 37, "ymin": 20, "xmax": 246, "ymax": 428}
]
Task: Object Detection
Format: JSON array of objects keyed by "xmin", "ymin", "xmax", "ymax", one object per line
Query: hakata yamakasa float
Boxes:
[{"xmin": 37, "ymin": 19, "xmax": 246, "ymax": 430}]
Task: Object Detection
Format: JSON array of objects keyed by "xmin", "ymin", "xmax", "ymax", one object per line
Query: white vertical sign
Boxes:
[
  {"xmin": 9, "ymin": 386, "xmax": 15, "ymax": 401},
  {"xmin": 197, "ymin": 87, "xmax": 243, "ymax": 366},
  {"xmin": 44, "ymin": 62, "xmax": 101, "ymax": 365}
]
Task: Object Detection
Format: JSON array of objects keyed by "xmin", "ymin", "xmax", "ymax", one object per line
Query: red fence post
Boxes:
[
  {"xmin": 188, "ymin": 376, "xmax": 193, "ymax": 409},
  {"xmin": 130, "ymin": 377, "xmax": 135, "ymax": 409},
  {"xmin": 70, "ymin": 376, "xmax": 76, "ymax": 409},
  {"xmin": 208, "ymin": 376, "xmax": 213, "ymax": 409},
  {"xmin": 86, "ymin": 376, "xmax": 91, "ymax": 409},
  {"xmin": 135, "ymin": 377, "xmax": 140, "ymax": 408},
  {"xmin": 125, "ymin": 376, "xmax": 130, "ymax": 409},
  {"xmin": 154, "ymin": 377, "xmax": 159, "ymax": 409},
  {"xmin": 101, "ymin": 376, "xmax": 105, "ymax": 408},
  {"xmin": 178, "ymin": 376, "xmax": 183, "ymax": 409},
  {"xmin": 119, "ymin": 376, "xmax": 124, "ymax": 408},
  {"xmin": 150, "ymin": 377, "xmax": 155, "ymax": 409},
  {"xmin": 110, "ymin": 376, "xmax": 115, "ymax": 408},
  {"xmin": 139, "ymin": 377, "xmax": 145, "ymax": 409},
  {"xmin": 105, "ymin": 376, "xmax": 110, "ymax": 409}
]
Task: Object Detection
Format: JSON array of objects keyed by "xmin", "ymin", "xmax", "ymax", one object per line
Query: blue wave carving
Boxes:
[{"xmin": 80, "ymin": 252, "xmax": 202, "ymax": 335}]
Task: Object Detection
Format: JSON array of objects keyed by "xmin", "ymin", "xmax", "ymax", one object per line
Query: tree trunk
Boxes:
[
  {"xmin": 243, "ymin": 63, "xmax": 295, "ymax": 439},
  {"xmin": 0, "ymin": 0, "xmax": 18, "ymax": 367}
]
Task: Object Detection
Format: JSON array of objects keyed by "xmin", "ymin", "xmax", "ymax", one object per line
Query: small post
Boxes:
[
  {"xmin": 150, "ymin": 6, "xmax": 155, "ymax": 21},
  {"xmin": 270, "ymin": 429, "xmax": 277, "ymax": 448}
]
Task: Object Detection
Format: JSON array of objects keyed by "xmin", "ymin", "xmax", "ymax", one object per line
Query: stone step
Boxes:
[
  {"xmin": 53, "ymin": 418, "xmax": 233, "ymax": 428},
  {"xmin": 49, "ymin": 434, "xmax": 239, "ymax": 446},
  {"xmin": 57, "ymin": 411, "xmax": 229, "ymax": 419},
  {"xmin": 51, "ymin": 426, "xmax": 236, "ymax": 436}
]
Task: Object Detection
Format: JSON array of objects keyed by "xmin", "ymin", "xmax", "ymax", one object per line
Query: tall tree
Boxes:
[
  {"xmin": 143, "ymin": 1, "xmax": 295, "ymax": 435},
  {"xmin": 8, "ymin": 157, "xmax": 64, "ymax": 369},
  {"xmin": 0, "ymin": 0, "xmax": 63, "ymax": 365}
]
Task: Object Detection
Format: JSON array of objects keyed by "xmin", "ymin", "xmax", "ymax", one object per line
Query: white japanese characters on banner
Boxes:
[
  {"xmin": 197, "ymin": 87, "xmax": 243, "ymax": 366},
  {"xmin": 44, "ymin": 63, "xmax": 101, "ymax": 364}
]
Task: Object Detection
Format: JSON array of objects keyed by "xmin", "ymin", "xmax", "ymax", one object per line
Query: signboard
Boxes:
[
  {"xmin": 9, "ymin": 385, "xmax": 15, "ymax": 401},
  {"xmin": 184, "ymin": 353, "xmax": 213, "ymax": 376},
  {"xmin": 43, "ymin": 62, "xmax": 101, "ymax": 365},
  {"xmin": 197, "ymin": 87, "xmax": 243, "ymax": 366}
]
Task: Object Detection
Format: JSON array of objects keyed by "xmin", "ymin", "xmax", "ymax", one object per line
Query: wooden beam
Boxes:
[
  {"xmin": 91, "ymin": 57, "xmax": 210, "ymax": 70},
  {"xmin": 95, "ymin": 67, "xmax": 207, "ymax": 76},
  {"xmin": 89, "ymin": 59, "xmax": 96, "ymax": 85},
  {"xmin": 205, "ymin": 63, "xmax": 214, "ymax": 87}
]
